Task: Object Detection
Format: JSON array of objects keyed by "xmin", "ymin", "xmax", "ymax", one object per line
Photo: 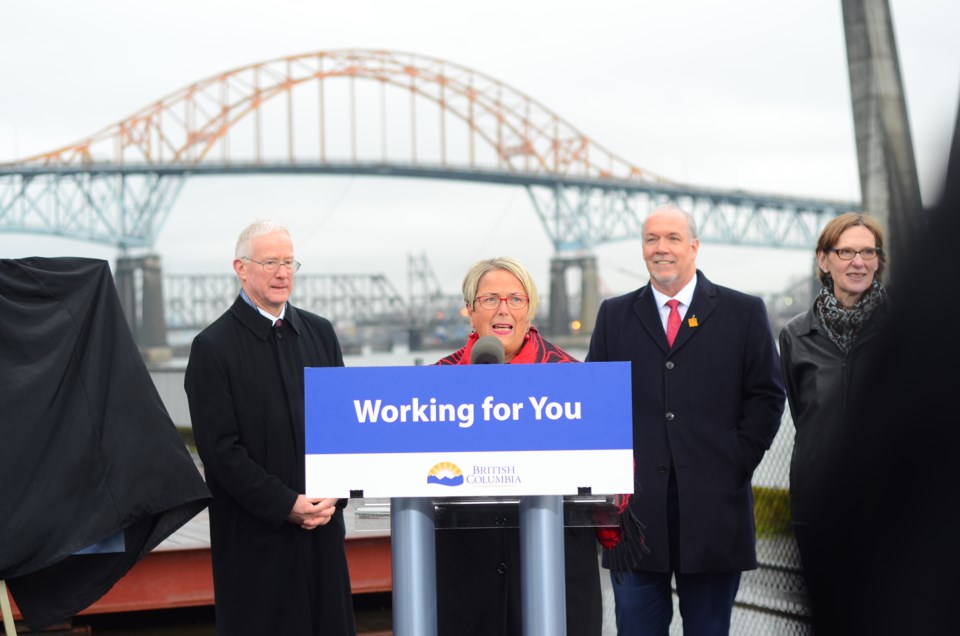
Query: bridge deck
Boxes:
[{"xmin": 4, "ymin": 505, "xmax": 392, "ymax": 621}]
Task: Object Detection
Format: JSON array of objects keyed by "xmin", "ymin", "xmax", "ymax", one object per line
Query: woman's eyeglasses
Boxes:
[
  {"xmin": 830, "ymin": 247, "xmax": 880, "ymax": 261},
  {"xmin": 474, "ymin": 294, "xmax": 529, "ymax": 310}
]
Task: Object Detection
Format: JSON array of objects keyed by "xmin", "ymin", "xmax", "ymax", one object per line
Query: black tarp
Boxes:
[{"xmin": 0, "ymin": 257, "xmax": 210, "ymax": 631}]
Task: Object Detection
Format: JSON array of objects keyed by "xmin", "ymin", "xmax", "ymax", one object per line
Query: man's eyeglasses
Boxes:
[
  {"xmin": 474, "ymin": 294, "xmax": 529, "ymax": 310},
  {"xmin": 242, "ymin": 257, "xmax": 302, "ymax": 273},
  {"xmin": 830, "ymin": 247, "xmax": 881, "ymax": 261}
]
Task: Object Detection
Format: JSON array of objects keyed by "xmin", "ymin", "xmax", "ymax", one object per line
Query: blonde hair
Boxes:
[{"xmin": 461, "ymin": 257, "xmax": 539, "ymax": 322}]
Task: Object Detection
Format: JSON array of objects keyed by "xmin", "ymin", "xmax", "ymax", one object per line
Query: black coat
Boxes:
[
  {"xmin": 1, "ymin": 258, "xmax": 209, "ymax": 631},
  {"xmin": 433, "ymin": 330, "xmax": 602, "ymax": 636},
  {"xmin": 587, "ymin": 272, "xmax": 786, "ymax": 573},
  {"xmin": 435, "ymin": 526, "xmax": 600, "ymax": 636},
  {"xmin": 778, "ymin": 301, "xmax": 890, "ymax": 524},
  {"xmin": 184, "ymin": 296, "xmax": 355, "ymax": 636}
]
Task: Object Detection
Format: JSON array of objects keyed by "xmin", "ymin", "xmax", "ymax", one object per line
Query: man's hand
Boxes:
[{"xmin": 287, "ymin": 495, "xmax": 338, "ymax": 530}]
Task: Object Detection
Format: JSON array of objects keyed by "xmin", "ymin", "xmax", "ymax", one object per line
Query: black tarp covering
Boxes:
[{"xmin": 0, "ymin": 257, "xmax": 210, "ymax": 631}]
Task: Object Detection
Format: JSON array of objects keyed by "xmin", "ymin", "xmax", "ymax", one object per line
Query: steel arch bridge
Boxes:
[{"xmin": 0, "ymin": 48, "xmax": 857, "ymax": 253}]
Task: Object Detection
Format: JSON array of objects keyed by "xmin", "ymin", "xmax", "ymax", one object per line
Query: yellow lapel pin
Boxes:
[{"xmin": 688, "ymin": 315, "xmax": 698, "ymax": 327}]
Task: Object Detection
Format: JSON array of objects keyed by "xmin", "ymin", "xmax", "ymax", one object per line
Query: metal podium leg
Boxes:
[
  {"xmin": 390, "ymin": 497, "xmax": 437, "ymax": 636},
  {"xmin": 520, "ymin": 495, "xmax": 567, "ymax": 636}
]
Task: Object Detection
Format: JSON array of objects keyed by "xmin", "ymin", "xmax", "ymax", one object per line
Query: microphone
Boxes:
[{"xmin": 471, "ymin": 335, "xmax": 505, "ymax": 365}]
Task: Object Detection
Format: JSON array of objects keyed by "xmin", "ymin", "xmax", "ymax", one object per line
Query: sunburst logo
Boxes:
[{"xmin": 427, "ymin": 461, "xmax": 464, "ymax": 487}]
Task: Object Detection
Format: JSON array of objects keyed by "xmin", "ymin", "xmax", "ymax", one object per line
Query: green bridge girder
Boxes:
[{"xmin": 0, "ymin": 163, "xmax": 859, "ymax": 252}]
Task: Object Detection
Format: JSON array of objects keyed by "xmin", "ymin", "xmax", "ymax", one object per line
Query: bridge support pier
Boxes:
[
  {"xmin": 407, "ymin": 327, "xmax": 425, "ymax": 352},
  {"xmin": 842, "ymin": 0, "xmax": 923, "ymax": 283},
  {"xmin": 546, "ymin": 255, "xmax": 600, "ymax": 338},
  {"xmin": 548, "ymin": 259, "xmax": 571, "ymax": 337},
  {"xmin": 116, "ymin": 254, "xmax": 172, "ymax": 363}
]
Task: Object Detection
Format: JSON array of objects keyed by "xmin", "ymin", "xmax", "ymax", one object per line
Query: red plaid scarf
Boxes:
[
  {"xmin": 435, "ymin": 324, "xmax": 646, "ymax": 564},
  {"xmin": 434, "ymin": 326, "xmax": 577, "ymax": 365}
]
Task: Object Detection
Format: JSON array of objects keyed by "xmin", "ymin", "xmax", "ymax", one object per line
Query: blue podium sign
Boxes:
[{"xmin": 304, "ymin": 361, "xmax": 633, "ymax": 497}]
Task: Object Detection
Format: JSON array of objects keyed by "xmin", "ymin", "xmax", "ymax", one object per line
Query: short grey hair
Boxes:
[
  {"xmin": 643, "ymin": 204, "xmax": 698, "ymax": 241},
  {"xmin": 235, "ymin": 219, "xmax": 292, "ymax": 259},
  {"xmin": 461, "ymin": 257, "xmax": 539, "ymax": 322}
]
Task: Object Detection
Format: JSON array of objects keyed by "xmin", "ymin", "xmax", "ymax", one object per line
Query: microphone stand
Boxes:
[
  {"xmin": 520, "ymin": 494, "xmax": 567, "ymax": 636},
  {"xmin": 473, "ymin": 335, "xmax": 567, "ymax": 635},
  {"xmin": 391, "ymin": 335, "xmax": 567, "ymax": 635}
]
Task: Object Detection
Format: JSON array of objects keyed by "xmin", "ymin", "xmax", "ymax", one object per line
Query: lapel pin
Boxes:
[{"xmin": 688, "ymin": 315, "xmax": 698, "ymax": 328}]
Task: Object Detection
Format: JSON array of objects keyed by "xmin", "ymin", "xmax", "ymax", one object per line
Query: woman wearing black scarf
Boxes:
[{"xmin": 778, "ymin": 212, "xmax": 889, "ymax": 620}]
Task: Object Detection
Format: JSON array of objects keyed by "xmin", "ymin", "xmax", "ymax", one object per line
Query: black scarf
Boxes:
[{"xmin": 815, "ymin": 278, "xmax": 887, "ymax": 355}]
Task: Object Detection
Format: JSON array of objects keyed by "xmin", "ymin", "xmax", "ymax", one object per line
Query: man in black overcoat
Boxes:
[
  {"xmin": 587, "ymin": 205, "xmax": 786, "ymax": 635},
  {"xmin": 184, "ymin": 220, "xmax": 356, "ymax": 635}
]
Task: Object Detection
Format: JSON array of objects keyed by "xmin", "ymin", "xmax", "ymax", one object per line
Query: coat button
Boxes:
[
  {"xmin": 657, "ymin": 465, "xmax": 668, "ymax": 474},
  {"xmin": 497, "ymin": 562, "xmax": 507, "ymax": 574},
  {"xmin": 665, "ymin": 361, "xmax": 674, "ymax": 370},
  {"xmin": 665, "ymin": 412, "xmax": 675, "ymax": 421}
]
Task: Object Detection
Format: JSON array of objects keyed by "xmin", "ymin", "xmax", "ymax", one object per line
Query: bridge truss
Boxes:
[
  {"xmin": 165, "ymin": 273, "xmax": 410, "ymax": 331},
  {"xmin": 0, "ymin": 49, "xmax": 857, "ymax": 253}
]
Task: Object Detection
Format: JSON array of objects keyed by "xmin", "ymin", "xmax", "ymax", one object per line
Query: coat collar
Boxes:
[
  {"xmin": 229, "ymin": 295, "xmax": 302, "ymax": 340},
  {"xmin": 790, "ymin": 306, "xmax": 822, "ymax": 338},
  {"xmin": 789, "ymin": 296, "xmax": 890, "ymax": 340},
  {"xmin": 631, "ymin": 270, "xmax": 717, "ymax": 353}
]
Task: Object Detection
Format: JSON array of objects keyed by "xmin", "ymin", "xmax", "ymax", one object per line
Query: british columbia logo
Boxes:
[{"xmin": 427, "ymin": 462, "xmax": 464, "ymax": 487}]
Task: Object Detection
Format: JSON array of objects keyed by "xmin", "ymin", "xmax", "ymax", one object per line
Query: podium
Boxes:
[
  {"xmin": 357, "ymin": 495, "xmax": 619, "ymax": 636},
  {"xmin": 303, "ymin": 362, "xmax": 633, "ymax": 636}
]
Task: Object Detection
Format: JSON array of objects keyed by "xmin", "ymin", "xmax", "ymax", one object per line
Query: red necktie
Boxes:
[{"xmin": 666, "ymin": 299, "xmax": 681, "ymax": 347}]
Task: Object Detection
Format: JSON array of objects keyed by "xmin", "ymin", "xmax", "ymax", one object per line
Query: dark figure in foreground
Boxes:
[
  {"xmin": 801, "ymin": 108, "xmax": 960, "ymax": 635},
  {"xmin": 778, "ymin": 211, "xmax": 889, "ymax": 618},
  {"xmin": 587, "ymin": 205, "xmax": 786, "ymax": 636},
  {"xmin": 185, "ymin": 220, "xmax": 356, "ymax": 635},
  {"xmin": 434, "ymin": 256, "xmax": 602, "ymax": 636}
]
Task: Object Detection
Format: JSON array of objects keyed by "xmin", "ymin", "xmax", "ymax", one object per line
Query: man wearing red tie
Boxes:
[{"xmin": 587, "ymin": 205, "xmax": 786, "ymax": 635}]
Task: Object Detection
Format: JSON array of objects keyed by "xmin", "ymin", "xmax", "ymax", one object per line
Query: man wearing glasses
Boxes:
[{"xmin": 184, "ymin": 220, "xmax": 356, "ymax": 635}]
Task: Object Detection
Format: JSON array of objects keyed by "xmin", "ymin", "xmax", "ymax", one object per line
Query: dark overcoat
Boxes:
[
  {"xmin": 778, "ymin": 302, "xmax": 889, "ymax": 525},
  {"xmin": 587, "ymin": 271, "xmax": 785, "ymax": 573},
  {"xmin": 184, "ymin": 296, "xmax": 355, "ymax": 636},
  {"xmin": 433, "ymin": 329, "xmax": 602, "ymax": 636}
]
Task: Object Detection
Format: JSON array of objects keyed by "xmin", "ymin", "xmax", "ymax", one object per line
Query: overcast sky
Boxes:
[{"xmin": 2, "ymin": 0, "xmax": 958, "ymax": 298}]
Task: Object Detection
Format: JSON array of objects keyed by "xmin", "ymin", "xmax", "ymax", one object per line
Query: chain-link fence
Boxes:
[
  {"xmin": 659, "ymin": 410, "xmax": 812, "ymax": 635},
  {"xmin": 597, "ymin": 409, "xmax": 811, "ymax": 636},
  {"xmin": 730, "ymin": 409, "xmax": 811, "ymax": 635}
]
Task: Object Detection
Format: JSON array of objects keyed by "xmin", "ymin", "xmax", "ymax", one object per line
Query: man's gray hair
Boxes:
[
  {"xmin": 644, "ymin": 204, "xmax": 699, "ymax": 241},
  {"xmin": 235, "ymin": 219, "xmax": 291, "ymax": 259}
]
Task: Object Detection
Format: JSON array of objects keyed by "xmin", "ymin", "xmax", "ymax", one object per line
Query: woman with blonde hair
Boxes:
[{"xmin": 434, "ymin": 256, "xmax": 602, "ymax": 636}]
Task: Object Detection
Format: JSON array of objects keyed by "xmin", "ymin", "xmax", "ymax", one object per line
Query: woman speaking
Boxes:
[{"xmin": 433, "ymin": 256, "xmax": 602, "ymax": 636}]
